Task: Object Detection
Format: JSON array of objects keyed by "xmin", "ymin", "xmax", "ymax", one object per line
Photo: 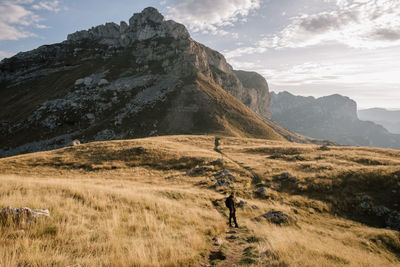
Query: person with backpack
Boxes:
[{"xmin": 225, "ymin": 192, "xmax": 239, "ymax": 228}]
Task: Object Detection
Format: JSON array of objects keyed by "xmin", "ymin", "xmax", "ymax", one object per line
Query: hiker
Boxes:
[
  {"xmin": 214, "ymin": 137, "xmax": 221, "ymax": 151},
  {"xmin": 225, "ymin": 192, "xmax": 239, "ymax": 228}
]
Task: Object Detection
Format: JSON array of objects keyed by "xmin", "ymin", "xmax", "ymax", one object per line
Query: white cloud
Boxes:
[
  {"xmin": 32, "ymin": 1, "xmax": 61, "ymax": 13},
  {"xmin": 259, "ymin": 0, "xmax": 400, "ymax": 49},
  {"xmin": 165, "ymin": 0, "xmax": 260, "ymax": 34},
  {"xmin": 0, "ymin": 0, "xmax": 61, "ymax": 41},
  {"xmin": 223, "ymin": 46, "xmax": 267, "ymax": 59},
  {"xmin": 0, "ymin": 1, "xmax": 41, "ymax": 40}
]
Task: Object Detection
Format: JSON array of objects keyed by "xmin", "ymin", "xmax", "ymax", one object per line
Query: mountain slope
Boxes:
[
  {"xmin": 0, "ymin": 7, "xmax": 290, "ymax": 157},
  {"xmin": 271, "ymin": 91, "xmax": 400, "ymax": 149}
]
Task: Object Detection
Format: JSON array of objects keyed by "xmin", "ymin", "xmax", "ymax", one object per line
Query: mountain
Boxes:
[
  {"xmin": 270, "ymin": 91, "xmax": 400, "ymax": 149},
  {"xmin": 358, "ymin": 108, "xmax": 400, "ymax": 134},
  {"xmin": 0, "ymin": 7, "xmax": 304, "ymax": 157}
]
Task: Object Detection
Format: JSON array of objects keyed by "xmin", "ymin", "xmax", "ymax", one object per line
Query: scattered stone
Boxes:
[
  {"xmin": 0, "ymin": 206, "xmax": 50, "ymax": 227},
  {"xmin": 226, "ymin": 230, "xmax": 237, "ymax": 234},
  {"xmin": 86, "ymin": 113, "xmax": 95, "ymax": 120},
  {"xmin": 215, "ymin": 178, "xmax": 231, "ymax": 187},
  {"xmin": 210, "ymin": 158, "xmax": 224, "ymax": 166},
  {"xmin": 392, "ymin": 190, "xmax": 397, "ymax": 194},
  {"xmin": 274, "ymin": 172, "xmax": 297, "ymax": 182},
  {"xmin": 83, "ymin": 77, "xmax": 93, "ymax": 87},
  {"xmin": 373, "ymin": 206, "xmax": 390, "ymax": 217},
  {"xmin": 255, "ymin": 187, "xmax": 267, "ymax": 197},
  {"xmin": 251, "ymin": 205, "xmax": 259, "ymax": 209},
  {"xmin": 273, "ymin": 185, "xmax": 281, "ymax": 191},
  {"xmin": 133, "ymin": 146, "xmax": 146, "ymax": 154},
  {"xmin": 260, "ymin": 210, "xmax": 297, "ymax": 225},
  {"xmin": 237, "ymin": 200, "xmax": 247, "ymax": 208},
  {"xmin": 69, "ymin": 139, "xmax": 81, "ymax": 146},
  {"xmin": 98, "ymin": 79, "xmax": 109, "ymax": 86},
  {"xmin": 269, "ymin": 152, "xmax": 283, "ymax": 159},
  {"xmin": 385, "ymin": 213, "xmax": 400, "ymax": 231},
  {"xmin": 319, "ymin": 145, "xmax": 330, "ymax": 151},
  {"xmin": 360, "ymin": 201, "xmax": 371, "ymax": 210},
  {"xmin": 74, "ymin": 78, "xmax": 84, "ymax": 86},
  {"xmin": 212, "ymin": 237, "xmax": 222, "ymax": 246},
  {"xmin": 215, "ymin": 169, "xmax": 236, "ymax": 181}
]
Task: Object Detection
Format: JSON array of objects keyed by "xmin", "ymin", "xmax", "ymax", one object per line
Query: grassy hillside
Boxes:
[{"xmin": 1, "ymin": 135, "xmax": 399, "ymax": 266}]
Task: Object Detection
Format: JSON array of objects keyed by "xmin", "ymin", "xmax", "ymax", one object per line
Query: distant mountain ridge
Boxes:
[
  {"xmin": 358, "ymin": 108, "xmax": 400, "ymax": 134},
  {"xmin": 270, "ymin": 91, "xmax": 400, "ymax": 149},
  {"xmin": 0, "ymin": 7, "xmax": 306, "ymax": 157}
]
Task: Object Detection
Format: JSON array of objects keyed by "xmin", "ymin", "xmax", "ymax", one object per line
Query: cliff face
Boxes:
[
  {"xmin": 0, "ymin": 7, "xmax": 278, "ymax": 157},
  {"xmin": 271, "ymin": 91, "xmax": 400, "ymax": 149}
]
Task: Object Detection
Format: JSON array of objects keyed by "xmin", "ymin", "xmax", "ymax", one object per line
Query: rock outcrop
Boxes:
[
  {"xmin": 0, "ymin": 7, "xmax": 287, "ymax": 157},
  {"xmin": 270, "ymin": 91, "xmax": 400, "ymax": 149},
  {"xmin": 67, "ymin": 7, "xmax": 190, "ymax": 46},
  {"xmin": 0, "ymin": 206, "xmax": 50, "ymax": 227}
]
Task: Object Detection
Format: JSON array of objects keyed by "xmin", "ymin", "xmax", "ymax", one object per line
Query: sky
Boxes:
[{"xmin": 0, "ymin": 0, "xmax": 399, "ymax": 109}]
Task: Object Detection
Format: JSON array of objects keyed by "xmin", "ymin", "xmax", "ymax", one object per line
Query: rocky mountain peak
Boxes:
[
  {"xmin": 67, "ymin": 7, "xmax": 190, "ymax": 46},
  {"xmin": 129, "ymin": 7, "xmax": 165, "ymax": 25}
]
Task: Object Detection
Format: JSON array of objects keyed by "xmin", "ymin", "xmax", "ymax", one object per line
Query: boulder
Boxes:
[
  {"xmin": 70, "ymin": 139, "xmax": 81, "ymax": 146},
  {"xmin": 260, "ymin": 210, "xmax": 297, "ymax": 225},
  {"xmin": 274, "ymin": 172, "xmax": 297, "ymax": 182},
  {"xmin": 237, "ymin": 200, "xmax": 247, "ymax": 208},
  {"xmin": 269, "ymin": 152, "xmax": 283, "ymax": 159},
  {"xmin": 385, "ymin": 212, "xmax": 400, "ymax": 231},
  {"xmin": 372, "ymin": 205, "xmax": 390, "ymax": 217},
  {"xmin": 255, "ymin": 187, "xmax": 267, "ymax": 196},
  {"xmin": 215, "ymin": 169, "xmax": 236, "ymax": 181},
  {"xmin": 0, "ymin": 206, "xmax": 50, "ymax": 227}
]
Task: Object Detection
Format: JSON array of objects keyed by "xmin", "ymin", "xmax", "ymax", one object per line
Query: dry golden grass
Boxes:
[{"xmin": 0, "ymin": 135, "xmax": 399, "ymax": 266}]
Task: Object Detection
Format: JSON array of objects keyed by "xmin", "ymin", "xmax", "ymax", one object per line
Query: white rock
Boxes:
[
  {"xmin": 84, "ymin": 77, "xmax": 93, "ymax": 86},
  {"xmin": 75, "ymin": 78, "xmax": 84, "ymax": 86},
  {"xmin": 98, "ymin": 79, "xmax": 109, "ymax": 86}
]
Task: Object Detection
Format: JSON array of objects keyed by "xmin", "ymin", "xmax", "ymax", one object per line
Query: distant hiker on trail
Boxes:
[
  {"xmin": 214, "ymin": 137, "xmax": 221, "ymax": 152},
  {"xmin": 225, "ymin": 192, "xmax": 239, "ymax": 228}
]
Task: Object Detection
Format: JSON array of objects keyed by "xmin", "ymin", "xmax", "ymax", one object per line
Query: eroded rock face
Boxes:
[
  {"xmin": 234, "ymin": 70, "xmax": 271, "ymax": 119},
  {"xmin": 67, "ymin": 7, "xmax": 190, "ymax": 46}
]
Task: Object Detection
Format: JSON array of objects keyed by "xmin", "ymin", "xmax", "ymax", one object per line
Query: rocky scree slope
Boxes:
[
  {"xmin": 0, "ymin": 7, "xmax": 293, "ymax": 157},
  {"xmin": 270, "ymin": 91, "xmax": 400, "ymax": 149}
]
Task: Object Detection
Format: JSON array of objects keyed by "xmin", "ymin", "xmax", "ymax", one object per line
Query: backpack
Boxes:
[{"xmin": 225, "ymin": 197, "xmax": 230, "ymax": 208}]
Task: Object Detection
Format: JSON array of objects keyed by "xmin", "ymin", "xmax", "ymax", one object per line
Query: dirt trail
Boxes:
[
  {"xmin": 200, "ymin": 210, "xmax": 259, "ymax": 267},
  {"xmin": 196, "ymin": 147, "xmax": 264, "ymax": 266},
  {"xmin": 214, "ymin": 147, "xmax": 262, "ymax": 186}
]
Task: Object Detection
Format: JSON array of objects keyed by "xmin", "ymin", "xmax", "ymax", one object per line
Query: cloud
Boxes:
[
  {"xmin": 259, "ymin": 0, "xmax": 400, "ymax": 49},
  {"xmin": 223, "ymin": 46, "xmax": 267, "ymax": 59},
  {"xmin": 32, "ymin": 1, "xmax": 61, "ymax": 12},
  {"xmin": 165, "ymin": 0, "xmax": 260, "ymax": 35},
  {"xmin": 0, "ymin": 1, "xmax": 42, "ymax": 40},
  {"xmin": 0, "ymin": 0, "xmax": 62, "ymax": 41}
]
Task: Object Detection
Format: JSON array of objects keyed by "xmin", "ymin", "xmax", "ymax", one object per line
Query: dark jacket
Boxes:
[{"xmin": 226, "ymin": 195, "xmax": 236, "ymax": 210}]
